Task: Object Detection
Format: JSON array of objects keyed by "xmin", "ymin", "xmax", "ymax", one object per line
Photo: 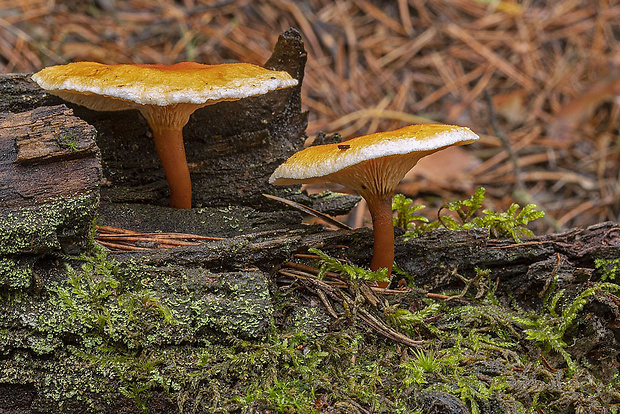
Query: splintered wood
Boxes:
[{"xmin": 1, "ymin": 0, "xmax": 618, "ymax": 231}]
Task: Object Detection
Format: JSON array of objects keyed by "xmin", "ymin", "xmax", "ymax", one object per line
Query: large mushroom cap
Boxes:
[
  {"xmin": 32, "ymin": 61, "xmax": 298, "ymax": 110},
  {"xmin": 270, "ymin": 124, "xmax": 478, "ymax": 199}
]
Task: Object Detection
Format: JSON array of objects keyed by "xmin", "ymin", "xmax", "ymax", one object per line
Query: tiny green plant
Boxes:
[
  {"xmin": 55, "ymin": 133, "xmax": 79, "ymax": 151},
  {"xmin": 387, "ymin": 302, "xmax": 441, "ymax": 337},
  {"xmin": 440, "ymin": 187, "xmax": 545, "ymax": 242},
  {"xmin": 413, "ymin": 348, "xmax": 438, "ymax": 373},
  {"xmin": 393, "ymin": 193, "xmax": 424, "ymax": 229},
  {"xmin": 309, "ymin": 247, "xmax": 388, "ymax": 284},
  {"xmin": 400, "ymin": 349, "xmax": 437, "ymax": 386},
  {"xmin": 512, "ymin": 281, "xmax": 620, "ymax": 375},
  {"xmin": 52, "ymin": 249, "xmax": 174, "ymax": 351},
  {"xmin": 441, "ymin": 186, "xmax": 486, "ymax": 226},
  {"xmin": 594, "ymin": 258, "xmax": 619, "ymax": 281},
  {"xmin": 393, "ymin": 187, "xmax": 545, "ymax": 242}
]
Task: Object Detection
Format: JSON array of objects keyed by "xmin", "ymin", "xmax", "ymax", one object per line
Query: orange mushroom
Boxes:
[
  {"xmin": 32, "ymin": 62, "xmax": 298, "ymax": 209},
  {"xmin": 270, "ymin": 124, "xmax": 479, "ymax": 278}
]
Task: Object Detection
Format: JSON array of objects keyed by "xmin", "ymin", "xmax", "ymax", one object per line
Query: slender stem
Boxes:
[
  {"xmin": 151, "ymin": 128, "xmax": 192, "ymax": 209},
  {"xmin": 366, "ymin": 195, "xmax": 395, "ymax": 277}
]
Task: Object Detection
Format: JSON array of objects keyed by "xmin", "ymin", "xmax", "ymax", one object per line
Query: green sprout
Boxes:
[
  {"xmin": 55, "ymin": 133, "xmax": 79, "ymax": 151},
  {"xmin": 393, "ymin": 187, "xmax": 545, "ymax": 242}
]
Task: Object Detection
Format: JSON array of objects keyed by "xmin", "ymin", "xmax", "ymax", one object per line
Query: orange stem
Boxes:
[
  {"xmin": 152, "ymin": 129, "xmax": 192, "ymax": 209},
  {"xmin": 366, "ymin": 196, "xmax": 395, "ymax": 277}
]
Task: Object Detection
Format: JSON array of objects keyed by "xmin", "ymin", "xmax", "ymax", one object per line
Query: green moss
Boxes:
[
  {"xmin": 1, "ymin": 234, "xmax": 618, "ymax": 412},
  {"xmin": 595, "ymin": 258, "xmax": 619, "ymax": 281},
  {"xmin": 0, "ymin": 246, "xmax": 283, "ymax": 409},
  {"xmin": 393, "ymin": 187, "xmax": 545, "ymax": 242}
]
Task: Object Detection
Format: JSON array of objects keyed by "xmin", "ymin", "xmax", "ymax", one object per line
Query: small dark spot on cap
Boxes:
[
  {"xmin": 338, "ymin": 144, "xmax": 350, "ymax": 150},
  {"xmin": 361, "ymin": 184, "xmax": 367, "ymax": 190}
]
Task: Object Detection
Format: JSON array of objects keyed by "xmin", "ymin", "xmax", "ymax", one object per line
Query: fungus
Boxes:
[
  {"xmin": 269, "ymin": 124, "xmax": 479, "ymax": 278},
  {"xmin": 32, "ymin": 61, "xmax": 298, "ymax": 208}
]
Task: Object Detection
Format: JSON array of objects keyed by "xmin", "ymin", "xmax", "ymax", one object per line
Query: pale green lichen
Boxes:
[
  {"xmin": 0, "ymin": 192, "xmax": 98, "ymax": 255},
  {"xmin": 0, "ymin": 257, "xmax": 32, "ymax": 289}
]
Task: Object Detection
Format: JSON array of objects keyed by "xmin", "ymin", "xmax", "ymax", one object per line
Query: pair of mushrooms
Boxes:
[{"xmin": 33, "ymin": 61, "xmax": 478, "ymax": 278}]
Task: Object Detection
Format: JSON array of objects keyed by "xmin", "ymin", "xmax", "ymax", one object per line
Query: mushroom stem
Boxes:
[
  {"xmin": 366, "ymin": 195, "xmax": 395, "ymax": 277},
  {"xmin": 151, "ymin": 128, "xmax": 192, "ymax": 209}
]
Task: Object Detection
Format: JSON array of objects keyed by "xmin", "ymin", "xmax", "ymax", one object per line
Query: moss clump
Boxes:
[
  {"xmin": 0, "ymin": 246, "xmax": 279, "ymax": 412},
  {"xmin": 393, "ymin": 187, "xmax": 545, "ymax": 242},
  {"xmin": 253, "ymin": 250, "xmax": 620, "ymax": 413}
]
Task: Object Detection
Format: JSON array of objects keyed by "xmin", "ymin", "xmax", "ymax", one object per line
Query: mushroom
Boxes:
[
  {"xmin": 269, "ymin": 124, "xmax": 479, "ymax": 278},
  {"xmin": 32, "ymin": 61, "xmax": 298, "ymax": 209}
]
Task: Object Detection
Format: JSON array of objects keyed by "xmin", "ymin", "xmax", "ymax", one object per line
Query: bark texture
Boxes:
[
  {"xmin": 1, "ymin": 223, "xmax": 619, "ymax": 412},
  {"xmin": 0, "ymin": 104, "xmax": 101, "ymax": 256}
]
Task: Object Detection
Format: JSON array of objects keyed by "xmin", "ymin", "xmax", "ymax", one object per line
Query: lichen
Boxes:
[
  {"xmin": 0, "ymin": 192, "xmax": 99, "ymax": 255},
  {"xmin": 0, "ymin": 257, "xmax": 32, "ymax": 290}
]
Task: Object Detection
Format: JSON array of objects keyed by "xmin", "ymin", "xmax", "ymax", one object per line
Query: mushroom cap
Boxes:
[
  {"xmin": 269, "ymin": 124, "xmax": 478, "ymax": 200},
  {"xmin": 32, "ymin": 61, "xmax": 298, "ymax": 109}
]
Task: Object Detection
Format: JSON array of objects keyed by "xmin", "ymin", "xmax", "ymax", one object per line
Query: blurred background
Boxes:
[{"xmin": 2, "ymin": 0, "xmax": 619, "ymax": 234}]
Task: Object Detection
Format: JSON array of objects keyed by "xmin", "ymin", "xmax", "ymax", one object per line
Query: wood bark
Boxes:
[
  {"xmin": 0, "ymin": 104, "xmax": 101, "ymax": 255},
  {"xmin": 1, "ymin": 223, "xmax": 618, "ymax": 412}
]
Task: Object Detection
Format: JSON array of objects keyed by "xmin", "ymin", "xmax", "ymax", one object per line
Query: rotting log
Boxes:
[
  {"xmin": 0, "ymin": 222, "xmax": 619, "ymax": 412},
  {"xmin": 0, "ymin": 104, "xmax": 101, "ymax": 256},
  {"xmin": 0, "ymin": 28, "xmax": 310, "ymax": 210}
]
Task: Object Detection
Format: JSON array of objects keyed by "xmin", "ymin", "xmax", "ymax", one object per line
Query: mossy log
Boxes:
[
  {"xmin": 1, "ymin": 220, "xmax": 619, "ymax": 412},
  {"xmin": 1, "ymin": 27, "xmax": 618, "ymax": 414},
  {"xmin": 0, "ymin": 104, "xmax": 101, "ymax": 257}
]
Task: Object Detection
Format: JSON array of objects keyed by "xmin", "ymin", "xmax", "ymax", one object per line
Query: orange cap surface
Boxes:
[
  {"xmin": 270, "ymin": 124, "xmax": 478, "ymax": 200},
  {"xmin": 32, "ymin": 61, "xmax": 298, "ymax": 108}
]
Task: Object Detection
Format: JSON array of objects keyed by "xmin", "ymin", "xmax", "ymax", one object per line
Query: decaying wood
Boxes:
[
  {"xmin": 0, "ymin": 104, "xmax": 101, "ymax": 255},
  {"xmin": 0, "ymin": 19, "xmax": 618, "ymax": 412},
  {"xmin": 0, "ymin": 29, "xmax": 359, "ymax": 256},
  {"xmin": 1, "ymin": 209, "xmax": 619, "ymax": 412},
  {"xmin": 0, "ymin": 29, "xmax": 309, "ymax": 210},
  {"xmin": 0, "ymin": 104, "xmax": 100, "ymax": 207}
]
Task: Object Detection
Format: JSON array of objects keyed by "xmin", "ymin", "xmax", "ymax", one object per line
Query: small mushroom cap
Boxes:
[
  {"xmin": 269, "ymin": 124, "xmax": 478, "ymax": 200},
  {"xmin": 32, "ymin": 61, "xmax": 298, "ymax": 109}
]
